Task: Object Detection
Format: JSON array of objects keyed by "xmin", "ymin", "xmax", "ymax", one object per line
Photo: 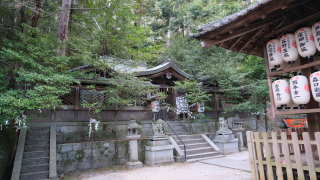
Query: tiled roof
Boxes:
[{"xmin": 191, "ymin": 0, "xmax": 273, "ymax": 38}]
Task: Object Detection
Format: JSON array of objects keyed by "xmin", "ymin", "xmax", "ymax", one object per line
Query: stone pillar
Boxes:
[
  {"xmin": 145, "ymin": 119, "xmax": 174, "ymax": 166},
  {"xmin": 126, "ymin": 116, "xmax": 143, "ymax": 169}
]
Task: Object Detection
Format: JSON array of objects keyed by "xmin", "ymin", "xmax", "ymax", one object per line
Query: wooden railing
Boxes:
[{"xmin": 247, "ymin": 128, "xmax": 320, "ymax": 180}]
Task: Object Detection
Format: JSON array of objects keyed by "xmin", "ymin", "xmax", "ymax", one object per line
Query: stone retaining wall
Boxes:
[{"xmin": 56, "ymin": 139, "xmax": 147, "ymax": 172}]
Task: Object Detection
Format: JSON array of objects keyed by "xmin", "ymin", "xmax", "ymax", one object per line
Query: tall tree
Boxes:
[{"xmin": 58, "ymin": 0, "xmax": 72, "ymax": 56}]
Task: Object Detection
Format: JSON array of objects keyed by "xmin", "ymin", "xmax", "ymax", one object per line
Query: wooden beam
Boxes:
[
  {"xmin": 263, "ymin": 39, "xmax": 275, "ymax": 118},
  {"xmin": 264, "ymin": 12, "xmax": 320, "ymax": 38},
  {"xmin": 253, "ymin": 46, "xmax": 263, "ymax": 56},
  {"xmin": 199, "ymin": 0, "xmax": 295, "ymax": 40},
  {"xmin": 238, "ymin": 26, "xmax": 266, "ymax": 52},
  {"xmin": 228, "ymin": 35, "xmax": 244, "ymax": 50},
  {"xmin": 269, "ymin": 61, "xmax": 320, "ymax": 77},
  {"xmin": 201, "ymin": 19, "xmax": 278, "ymax": 48},
  {"xmin": 247, "ymin": 42, "xmax": 261, "ymax": 55},
  {"xmin": 275, "ymin": 20, "xmax": 286, "ymax": 29},
  {"xmin": 275, "ymin": 108, "xmax": 320, "ymax": 116}
]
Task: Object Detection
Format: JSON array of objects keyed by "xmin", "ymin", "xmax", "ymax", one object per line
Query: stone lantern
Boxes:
[
  {"xmin": 232, "ymin": 117, "xmax": 246, "ymax": 151},
  {"xmin": 126, "ymin": 116, "xmax": 143, "ymax": 169}
]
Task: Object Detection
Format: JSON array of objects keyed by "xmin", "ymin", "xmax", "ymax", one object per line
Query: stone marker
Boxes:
[
  {"xmin": 126, "ymin": 116, "xmax": 143, "ymax": 169},
  {"xmin": 145, "ymin": 119, "xmax": 174, "ymax": 166}
]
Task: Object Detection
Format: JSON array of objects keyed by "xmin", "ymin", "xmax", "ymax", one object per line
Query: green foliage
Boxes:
[
  {"xmin": 174, "ymin": 80, "xmax": 211, "ymax": 104},
  {"xmin": 0, "ymin": 26, "xmax": 81, "ymax": 125},
  {"xmin": 105, "ymin": 72, "xmax": 157, "ymax": 109}
]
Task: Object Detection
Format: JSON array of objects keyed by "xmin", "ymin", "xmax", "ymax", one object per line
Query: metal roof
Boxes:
[{"xmin": 137, "ymin": 57, "xmax": 194, "ymax": 79}]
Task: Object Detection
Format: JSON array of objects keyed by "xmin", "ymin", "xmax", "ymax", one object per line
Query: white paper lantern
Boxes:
[
  {"xmin": 272, "ymin": 79, "xmax": 291, "ymax": 107},
  {"xmin": 312, "ymin": 21, "xmax": 320, "ymax": 51},
  {"xmin": 197, "ymin": 102, "xmax": 205, "ymax": 113},
  {"xmin": 290, "ymin": 74, "xmax": 310, "ymax": 108},
  {"xmin": 276, "ymin": 60, "xmax": 287, "ymax": 71},
  {"xmin": 285, "ymin": 98, "xmax": 293, "ymax": 110},
  {"xmin": 274, "ymin": 99, "xmax": 282, "ymax": 110},
  {"xmin": 310, "ymin": 70, "xmax": 320, "ymax": 103},
  {"xmin": 295, "ymin": 27, "xmax": 316, "ymax": 59},
  {"xmin": 269, "ymin": 63, "xmax": 277, "ymax": 72},
  {"xmin": 267, "ymin": 39, "xmax": 283, "ymax": 68},
  {"xmin": 280, "ymin": 34, "xmax": 299, "ymax": 64},
  {"xmin": 151, "ymin": 100, "xmax": 160, "ymax": 112}
]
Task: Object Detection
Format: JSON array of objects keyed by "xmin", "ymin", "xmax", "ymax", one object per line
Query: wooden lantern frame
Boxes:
[{"xmin": 191, "ymin": 0, "xmax": 320, "ymax": 136}]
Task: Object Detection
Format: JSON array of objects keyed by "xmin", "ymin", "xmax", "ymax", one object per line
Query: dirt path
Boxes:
[{"xmin": 63, "ymin": 151, "xmax": 251, "ymax": 180}]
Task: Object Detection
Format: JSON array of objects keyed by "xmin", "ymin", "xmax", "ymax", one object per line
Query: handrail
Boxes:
[{"xmin": 162, "ymin": 118, "xmax": 186, "ymax": 162}]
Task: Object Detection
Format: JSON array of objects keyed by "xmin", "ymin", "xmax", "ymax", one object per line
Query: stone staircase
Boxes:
[
  {"xmin": 20, "ymin": 127, "xmax": 50, "ymax": 180},
  {"xmin": 165, "ymin": 121, "xmax": 190, "ymax": 135},
  {"xmin": 164, "ymin": 121, "xmax": 223, "ymax": 162},
  {"xmin": 171, "ymin": 134, "xmax": 223, "ymax": 162}
]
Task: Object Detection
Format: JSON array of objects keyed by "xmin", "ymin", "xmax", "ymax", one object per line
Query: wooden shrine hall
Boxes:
[{"xmin": 45, "ymin": 56, "xmax": 223, "ymax": 122}]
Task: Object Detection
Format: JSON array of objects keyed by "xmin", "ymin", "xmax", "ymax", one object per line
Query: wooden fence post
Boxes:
[
  {"xmin": 255, "ymin": 132, "xmax": 265, "ymax": 180},
  {"xmin": 281, "ymin": 132, "xmax": 294, "ymax": 180},
  {"xmin": 302, "ymin": 132, "xmax": 316, "ymax": 179},
  {"xmin": 247, "ymin": 131, "xmax": 258, "ymax": 180},
  {"xmin": 271, "ymin": 132, "xmax": 283, "ymax": 180},
  {"xmin": 291, "ymin": 132, "xmax": 304, "ymax": 180},
  {"xmin": 262, "ymin": 132, "xmax": 274, "ymax": 180}
]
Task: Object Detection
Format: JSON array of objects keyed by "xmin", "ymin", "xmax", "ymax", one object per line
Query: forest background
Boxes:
[{"xmin": 0, "ymin": 0, "xmax": 270, "ymax": 127}]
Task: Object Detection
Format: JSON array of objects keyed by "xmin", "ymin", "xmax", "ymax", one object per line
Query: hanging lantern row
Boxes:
[
  {"xmin": 272, "ymin": 74, "xmax": 312, "ymax": 109},
  {"xmin": 267, "ymin": 21, "xmax": 320, "ymax": 69}
]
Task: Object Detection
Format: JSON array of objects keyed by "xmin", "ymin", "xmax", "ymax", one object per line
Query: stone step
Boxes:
[
  {"xmin": 21, "ymin": 164, "xmax": 49, "ymax": 174},
  {"xmin": 23, "ymin": 151, "xmax": 49, "ymax": 159},
  {"xmin": 27, "ymin": 127, "xmax": 50, "ymax": 134},
  {"xmin": 187, "ymin": 155, "xmax": 225, "ymax": 163},
  {"xmin": 20, "ymin": 171, "xmax": 49, "ymax": 180},
  {"xmin": 22, "ymin": 157, "xmax": 49, "ymax": 166},
  {"xmin": 175, "ymin": 138, "xmax": 206, "ymax": 145},
  {"xmin": 26, "ymin": 133, "xmax": 49, "ymax": 140},
  {"xmin": 165, "ymin": 125, "xmax": 186, "ymax": 130},
  {"xmin": 165, "ymin": 121, "xmax": 182, "ymax": 125},
  {"xmin": 24, "ymin": 145, "xmax": 50, "ymax": 152},
  {"xmin": 172, "ymin": 135, "xmax": 202, "ymax": 140},
  {"xmin": 186, "ymin": 151, "xmax": 222, "ymax": 160},
  {"xmin": 185, "ymin": 147, "xmax": 215, "ymax": 155},
  {"xmin": 179, "ymin": 143, "xmax": 211, "ymax": 149},
  {"xmin": 166, "ymin": 132, "xmax": 190, "ymax": 135},
  {"xmin": 166, "ymin": 130, "xmax": 188, "ymax": 134},
  {"xmin": 25, "ymin": 139, "xmax": 50, "ymax": 146}
]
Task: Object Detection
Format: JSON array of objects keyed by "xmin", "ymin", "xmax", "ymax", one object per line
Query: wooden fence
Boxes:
[{"xmin": 247, "ymin": 128, "xmax": 320, "ymax": 180}]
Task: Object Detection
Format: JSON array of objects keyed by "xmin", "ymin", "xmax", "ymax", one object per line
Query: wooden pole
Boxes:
[
  {"xmin": 262, "ymin": 39, "xmax": 276, "ymax": 118},
  {"xmin": 300, "ymin": 57, "xmax": 319, "ymax": 149}
]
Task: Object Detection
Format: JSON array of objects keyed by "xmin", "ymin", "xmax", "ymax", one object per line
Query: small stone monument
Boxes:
[
  {"xmin": 232, "ymin": 117, "xmax": 247, "ymax": 151},
  {"xmin": 145, "ymin": 119, "xmax": 174, "ymax": 166},
  {"xmin": 213, "ymin": 117, "xmax": 239, "ymax": 155},
  {"xmin": 126, "ymin": 116, "xmax": 143, "ymax": 169}
]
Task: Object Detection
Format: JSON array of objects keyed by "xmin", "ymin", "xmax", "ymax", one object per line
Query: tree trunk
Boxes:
[
  {"xmin": 31, "ymin": 0, "xmax": 41, "ymax": 28},
  {"xmin": 57, "ymin": 0, "xmax": 72, "ymax": 57}
]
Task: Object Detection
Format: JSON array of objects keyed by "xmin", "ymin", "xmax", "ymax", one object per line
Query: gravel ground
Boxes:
[
  {"xmin": 224, "ymin": 150, "xmax": 249, "ymax": 161},
  {"xmin": 63, "ymin": 151, "xmax": 251, "ymax": 180}
]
